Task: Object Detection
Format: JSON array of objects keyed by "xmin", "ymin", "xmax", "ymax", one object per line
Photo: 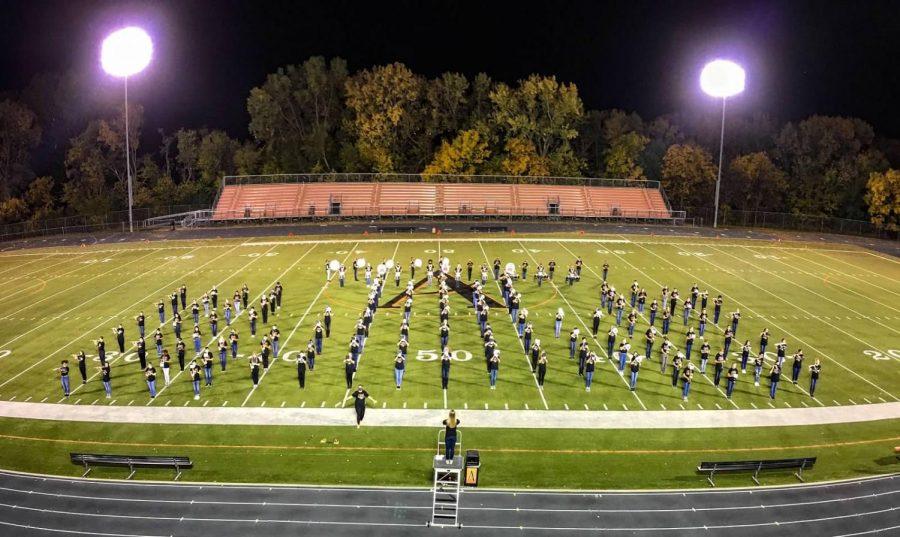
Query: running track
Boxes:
[{"xmin": 0, "ymin": 470, "xmax": 896, "ymax": 536}]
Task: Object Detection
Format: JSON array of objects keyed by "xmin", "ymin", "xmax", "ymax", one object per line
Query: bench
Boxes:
[
  {"xmin": 697, "ymin": 457, "xmax": 816, "ymax": 487},
  {"xmin": 70, "ymin": 453, "xmax": 193, "ymax": 480}
]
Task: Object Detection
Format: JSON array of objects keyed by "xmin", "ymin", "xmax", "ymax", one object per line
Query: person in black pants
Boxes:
[
  {"xmin": 343, "ymin": 354, "xmax": 356, "ymax": 389},
  {"xmin": 443, "ymin": 410, "xmax": 460, "ymax": 462},
  {"xmin": 75, "ymin": 351, "xmax": 87, "ymax": 384},
  {"xmin": 344, "ymin": 385, "xmax": 377, "ymax": 428},
  {"xmin": 536, "ymin": 351, "xmax": 548, "ymax": 386},
  {"xmin": 440, "ymin": 348, "xmax": 451, "ymax": 389},
  {"xmin": 296, "ymin": 352, "xmax": 308, "ymax": 389}
]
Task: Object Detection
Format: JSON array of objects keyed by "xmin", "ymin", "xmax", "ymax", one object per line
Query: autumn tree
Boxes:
[
  {"xmin": 489, "ymin": 75, "xmax": 584, "ymax": 176},
  {"xmin": 661, "ymin": 143, "xmax": 717, "ymax": 208},
  {"xmin": 248, "ymin": 57, "xmax": 349, "ymax": 173},
  {"xmin": 344, "ymin": 62, "xmax": 427, "ymax": 173},
  {"xmin": 727, "ymin": 152, "xmax": 787, "ymax": 212},
  {"xmin": 865, "ymin": 169, "xmax": 900, "ymax": 231},
  {"xmin": 604, "ymin": 131, "xmax": 649, "ymax": 180},
  {"xmin": 775, "ymin": 116, "xmax": 887, "ymax": 218},
  {"xmin": 0, "ymin": 99, "xmax": 41, "ymax": 198},
  {"xmin": 423, "ymin": 129, "xmax": 490, "ymax": 176}
]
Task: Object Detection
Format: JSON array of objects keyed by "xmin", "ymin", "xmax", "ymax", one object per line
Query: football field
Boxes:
[
  {"xmin": 0, "ymin": 232, "xmax": 897, "ymax": 413},
  {"xmin": 0, "ymin": 231, "xmax": 898, "ymax": 488}
]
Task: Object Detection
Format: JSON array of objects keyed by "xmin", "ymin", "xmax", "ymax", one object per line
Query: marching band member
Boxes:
[{"xmin": 56, "ymin": 360, "xmax": 70, "ymax": 397}]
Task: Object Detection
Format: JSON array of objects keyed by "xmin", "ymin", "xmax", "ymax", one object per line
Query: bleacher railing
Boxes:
[
  {"xmin": 207, "ymin": 206, "xmax": 685, "ymax": 223},
  {"xmin": 221, "ymin": 173, "xmax": 661, "ymax": 190}
]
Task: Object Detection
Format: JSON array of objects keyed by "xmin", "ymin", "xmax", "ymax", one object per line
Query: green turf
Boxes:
[
  {"xmin": 0, "ymin": 233, "xmax": 897, "ymax": 411},
  {"xmin": 0, "ymin": 232, "xmax": 898, "ymax": 488},
  {"xmin": 0, "ymin": 416, "xmax": 896, "ymax": 488}
]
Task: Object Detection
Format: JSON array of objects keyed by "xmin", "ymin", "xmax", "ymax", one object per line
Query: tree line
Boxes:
[{"xmin": 0, "ymin": 56, "xmax": 898, "ymax": 230}]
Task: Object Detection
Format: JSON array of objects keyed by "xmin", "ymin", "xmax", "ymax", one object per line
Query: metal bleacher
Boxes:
[{"xmin": 189, "ymin": 174, "xmax": 684, "ymax": 227}]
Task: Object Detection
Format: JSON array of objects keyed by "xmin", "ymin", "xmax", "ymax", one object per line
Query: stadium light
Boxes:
[
  {"xmin": 700, "ymin": 59, "xmax": 745, "ymax": 229},
  {"xmin": 101, "ymin": 27, "xmax": 153, "ymax": 233}
]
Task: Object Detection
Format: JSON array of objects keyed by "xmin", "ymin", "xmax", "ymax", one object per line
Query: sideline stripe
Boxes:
[{"xmin": 0, "ymin": 432, "xmax": 896, "ymax": 455}]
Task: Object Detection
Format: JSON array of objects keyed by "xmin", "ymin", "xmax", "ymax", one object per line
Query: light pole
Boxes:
[
  {"xmin": 101, "ymin": 27, "xmax": 153, "ymax": 233},
  {"xmin": 700, "ymin": 59, "xmax": 745, "ymax": 228}
]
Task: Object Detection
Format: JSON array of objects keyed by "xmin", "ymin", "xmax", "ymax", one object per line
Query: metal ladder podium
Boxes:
[{"xmin": 428, "ymin": 430, "xmax": 462, "ymax": 528}]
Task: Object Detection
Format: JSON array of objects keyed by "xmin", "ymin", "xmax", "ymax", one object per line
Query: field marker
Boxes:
[
  {"xmin": 381, "ymin": 402, "xmax": 386, "ymax": 408},
  {"xmin": 222, "ymin": 401, "xmax": 228, "ymax": 407},
  {"xmin": 660, "ymin": 403, "xmax": 666, "ymax": 410},
  {"xmin": 281, "ymin": 401, "xmax": 286, "ymax": 408},
  {"xmin": 768, "ymin": 402, "xmax": 775, "ymax": 408},
  {"xmin": 127, "ymin": 400, "xmax": 134, "ymax": 406},
  {"xmin": 784, "ymin": 402, "xmax": 791, "ymax": 408},
  {"xmin": 7, "ymin": 396, "xmax": 14, "ymax": 402},
  {"xmin": 524, "ymin": 403, "xmax": 529, "ymax": 410},
  {"xmin": 625, "ymin": 236, "xmax": 899, "ymax": 403},
  {"xmin": 849, "ymin": 399, "xmax": 857, "ymax": 405},
  {"xmin": 261, "ymin": 401, "xmax": 266, "ymax": 407},
  {"xmin": 109, "ymin": 399, "xmax": 116, "ymax": 405},
  {"xmin": 505, "ymin": 403, "xmax": 510, "ymax": 410},
  {"xmin": 56, "ymin": 397, "xmax": 65, "ymax": 403},
  {"xmin": 484, "ymin": 403, "xmax": 488, "ymax": 409},
  {"xmin": 464, "ymin": 403, "xmax": 468, "ymax": 409},
  {"xmin": 750, "ymin": 402, "xmax": 757, "ymax": 409},
  {"xmin": 424, "ymin": 403, "xmax": 428, "ymax": 409},
  {"xmin": 564, "ymin": 403, "xmax": 569, "ymax": 410},
  {"xmin": 22, "ymin": 397, "xmax": 30, "ymax": 402},
  {"xmin": 679, "ymin": 404, "xmax": 685, "ymax": 410},
  {"xmin": 91, "ymin": 399, "xmax": 98, "ymax": 405},
  {"xmin": 878, "ymin": 396, "xmax": 886, "ymax": 403},
  {"xmin": 776, "ymin": 245, "xmax": 900, "ymax": 304},
  {"xmin": 39, "ymin": 397, "xmax": 47, "ymax": 403},
  {"xmin": 801, "ymin": 401, "xmax": 808, "ymax": 407},
  {"xmin": 183, "ymin": 401, "xmax": 189, "ymax": 407},
  {"xmin": 320, "ymin": 401, "xmax": 325, "ymax": 408},
  {"xmin": 715, "ymin": 403, "xmax": 721, "ymax": 409},
  {"xmin": 402, "ymin": 401, "xmax": 407, "ymax": 409},
  {"xmin": 696, "ymin": 403, "xmax": 702, "ymax": 410},
  {"xmin": 477, "ymin": 240, "xmax": 551, "ymax": 410},
  {"xmin": 203, "ymin": 400, "xmax": 209, "ymax": 407},
  {"xmin": 0, "ymin": 249, "xmax": 163, "ymax": 355},
  {"xmin": 583, "ymin": 403, "xmax": 589, "ymax": 410}
]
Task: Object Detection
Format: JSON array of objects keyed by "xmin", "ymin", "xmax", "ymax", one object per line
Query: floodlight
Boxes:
[
  {"xmin": 101, "ymin": 27, "xmax": 153, "ymax": 78},
  {"xmin": 700, "ymin": 60, "xmax": 745, "ymax": 98}
]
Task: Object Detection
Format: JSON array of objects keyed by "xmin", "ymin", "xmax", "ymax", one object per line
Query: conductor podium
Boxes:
[{"xmin": 429, "ymin": 431, "xmax": 477, "ymax": 528}]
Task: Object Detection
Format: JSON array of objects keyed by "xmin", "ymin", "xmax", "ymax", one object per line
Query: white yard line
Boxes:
[
  {"xmin": 0, "ymin": 254, "xmax": 53, "ymax": 277},
  {"xmin": 0, "ymin": 250, "xmax": 161, "ymax": 349},
  {"xmin": 625, "ymin": 236, "xmax": 899, "ymax": 402},
  {"xmin": 780, "ymin": 249, "xmax": 900, "ymax": 298},
  {"xmin": 0, "ymin": 250, "xmax": 158, "ymax": 320},
  {"xmin": 812, "ymin": 250, "xmax": 900, "ymax": 284},
  {"xmin": 735, "ymin": 245, "xmax": 900, "ymax": 324},
  {"xmin": 711, "ymin": 244, "xmax": 900, "ymax": 352},
  {"xmin": 0, "ymin": 251, "xmax": 91, "ymax": 287},
  {"xmin": 0, "ymin": 245, "xmax": 225, "ymax": 391},
  {"xmin": 477, "ymin": 240, "xmax": 551, "ymax": 410}
]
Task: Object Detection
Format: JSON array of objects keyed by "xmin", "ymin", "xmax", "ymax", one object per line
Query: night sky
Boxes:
[{"xmin": 1, "ymin": 0, "xmax": 898, "ymax": 139}]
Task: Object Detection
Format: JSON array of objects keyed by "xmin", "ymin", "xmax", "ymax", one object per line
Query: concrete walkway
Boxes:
[{"xmin": 1, "ymin": 400, "xmax": 898, "ymax": 429}]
